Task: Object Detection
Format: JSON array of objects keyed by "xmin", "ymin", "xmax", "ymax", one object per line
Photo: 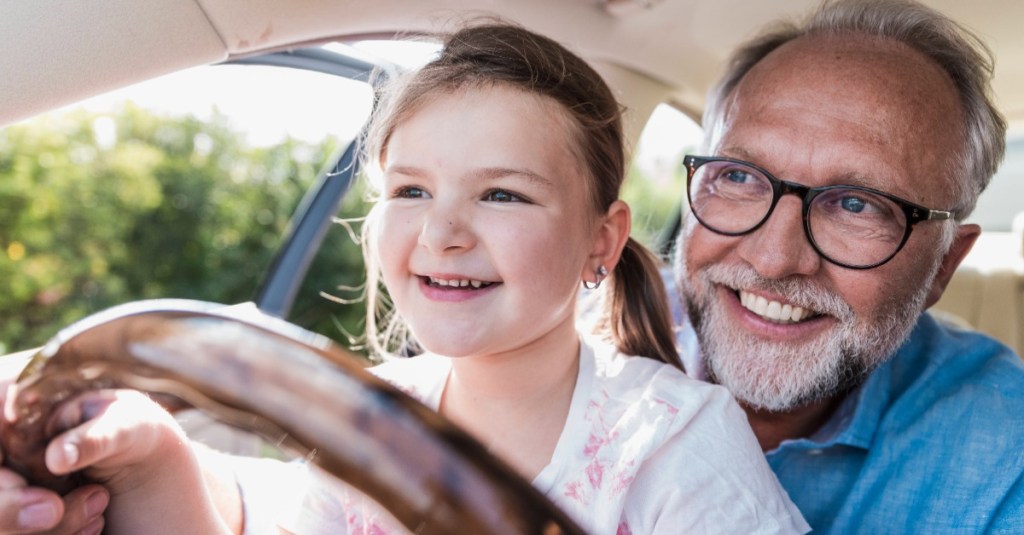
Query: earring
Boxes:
[{"xmin": 582, "ymin": 265, "xmax": 608, "ymax": 290}]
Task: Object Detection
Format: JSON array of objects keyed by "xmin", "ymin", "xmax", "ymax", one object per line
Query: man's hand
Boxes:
[
  {"xmin": 0, "ymin": 352, "xmax": 109, "ymax": 535},
  {"xmin": 0, "ymin": 472, "xmax": 107, "ymax": 535}
]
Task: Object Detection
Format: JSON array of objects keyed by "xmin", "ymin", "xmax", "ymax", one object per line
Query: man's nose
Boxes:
[
  {"xmin": 417, "ymin": 201, "xmax": 475, "ymax": 253},
  {"xmin": 735, "ymin": 195, "xmax": 820, "ymax": 278}
]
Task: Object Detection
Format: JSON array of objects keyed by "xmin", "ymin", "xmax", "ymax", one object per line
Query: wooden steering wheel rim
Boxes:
[{"xmin": 0, "ymin": 299, "xmax": 583, "ymax": 535}]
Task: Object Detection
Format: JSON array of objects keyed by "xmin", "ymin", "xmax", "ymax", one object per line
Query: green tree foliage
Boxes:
[
  {"xmin": 0, "ymin": 104, "xmax": 687, "ymax": 357},
  {"xmin": 622, "ymin": 158, "xmax": 687, "ymax": 255},
  {"xmin": 0, "ymin": 105, "xmax": 369, "ymax": 353},
  {"xmin": 287, "ymin": 180, "xmax": 373, "ymax": 352}
]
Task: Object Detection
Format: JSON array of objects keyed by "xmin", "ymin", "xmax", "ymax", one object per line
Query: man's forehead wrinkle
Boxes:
[
  {"xmin": 718, "ymin": 34, "xmax": 962, "ymax": 208},
  {"xmin": 740, "ymin": 35, "xmax": 959, "ymax": 126}
]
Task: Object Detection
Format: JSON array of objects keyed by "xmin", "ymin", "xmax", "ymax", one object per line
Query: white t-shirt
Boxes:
[{"xmin": 278, "ymin": 337, "xmax": 808, "ymax": 535}]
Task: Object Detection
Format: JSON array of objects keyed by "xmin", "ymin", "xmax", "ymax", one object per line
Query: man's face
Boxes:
[{"xmin": 678, "ymin": 35, "xmax": 970, "ymax": 411}]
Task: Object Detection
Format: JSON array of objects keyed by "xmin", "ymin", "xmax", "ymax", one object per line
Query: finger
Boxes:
[
  {"xmin": 0, "ymin": 470, "xmax": 27, "ymax": 491},
  {"xmin": 68, "ymin": 515, "xmax": 103, "ymax": 535},
  {"xmin": 0, "ymin": 383, "xmax": 22, "ymax": 465},
  {"xmin": 42, "ymin": 391, "xmax": 120, "ymax": 475},
  {"xmin": 0, "ymin": 486, "xmax": 63, "ymax": 533},
  {"xmin": 62, "ymin": 514, "xmax": 102, "ymax": 532},
  {"xmin": 47, "ymin": 485, "xmax": 107, "ymax": 535},
  {"xmin": 44, "ymin": 390, "xmax": 177, "ymax": 477},
  {"xmin": 44, "ymin": 390, "xmax": 117, "ymax": 440}
]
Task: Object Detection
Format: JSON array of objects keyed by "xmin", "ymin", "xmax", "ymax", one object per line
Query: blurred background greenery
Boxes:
[{"xmin": 0, "ymin": 105, "xmax": 686, "ymax": 355}]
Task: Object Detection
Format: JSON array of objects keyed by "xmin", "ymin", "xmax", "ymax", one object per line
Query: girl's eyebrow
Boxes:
[
  {"xmin": 384, "ymin": 165, "xmax": 429, "ymax": 178},
  {"xmin": 475, "ymin": 167, "xmax": 554, "ymax": 188},
  {"xmin": 386, "ymin": 165, "xmax": 554, "ymax": 189}
]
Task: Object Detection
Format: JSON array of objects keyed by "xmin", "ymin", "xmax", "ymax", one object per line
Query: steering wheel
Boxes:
[{"xmin": 0, "ymin": 299, "xmax": 584, "ymax": 534}]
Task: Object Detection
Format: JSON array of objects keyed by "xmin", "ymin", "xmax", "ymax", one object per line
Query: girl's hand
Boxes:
[
  {"xmin": 43, "ymin": 390, "xmax": 230, "ymax": 534},
  {"xmin": 43, "ymin": 389, "xmax": 186, "ymax": 494}
]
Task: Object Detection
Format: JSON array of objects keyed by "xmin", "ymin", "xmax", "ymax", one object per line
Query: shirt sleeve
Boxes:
[
  {"xmin": 230, "ymin": 456, "xmax": 308, "ymax": 535},
  {"xmin": 990, "ymin": 470, "xmax": 1024, "ymax": 533},
  {"xmin": 283, "ymin": 465, "xmax": 405, "ymax": 535}
]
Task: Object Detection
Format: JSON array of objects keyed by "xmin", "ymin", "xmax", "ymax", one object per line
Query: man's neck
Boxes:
[{"xmin": 743, "ymin": 395, "xmax": 843, "ymax": 452}]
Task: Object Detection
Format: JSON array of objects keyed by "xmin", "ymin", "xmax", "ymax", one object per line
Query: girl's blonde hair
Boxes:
[{"xmin": 361, "ymin": 22, "xmax": 681, "ymax": 369}]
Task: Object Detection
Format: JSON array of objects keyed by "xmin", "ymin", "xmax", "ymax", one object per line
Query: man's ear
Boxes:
[
  {"xmin": 587, "ymin": 200, "xmax": 632, "ymax": 274},
  {"xmin": 925, "ymin": 223, "xmax": 981, "ymax": 308}
]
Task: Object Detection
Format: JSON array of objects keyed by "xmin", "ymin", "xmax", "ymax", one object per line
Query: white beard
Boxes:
[{"xmin": 676, "ymin": 260, "xmax": 934, "ymax": 412}]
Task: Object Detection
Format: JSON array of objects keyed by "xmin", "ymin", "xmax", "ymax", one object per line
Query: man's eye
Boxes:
[
  {"xmin": 393, "ymin": 186, "xmax": 428, "ymax": 199},
  {"xmin": 723, "ymin": 169, "xmax": 753, "ymax": 184},
  {"xmin": 840, "ymin": 196, "xmax": 867, "ymax": 213},
  {"xmin": 483, "ymin": 189, "xmax": 524, "ymax": 203}
]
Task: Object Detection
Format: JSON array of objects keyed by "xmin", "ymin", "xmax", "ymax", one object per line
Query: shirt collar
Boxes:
[
  {"xmin": 805, "ymin": 358, "xmax": 892, "ymax": 450},
  {"xmin": 793, "ymin": 314, "xmax": 938, "ymax": 451}
]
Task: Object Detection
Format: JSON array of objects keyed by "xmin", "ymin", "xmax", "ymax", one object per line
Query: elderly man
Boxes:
[
  {"xmin": 671, "ymin": 0, "xmax": 1024, "ymax": 531},
  {"xmin": 1, "ymin": 0, "xmax": 1021, "ymax": 533}
]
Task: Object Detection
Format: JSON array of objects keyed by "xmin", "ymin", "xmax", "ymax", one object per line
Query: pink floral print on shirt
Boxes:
[{"xmin": 560, "ymin": 385, "xmax": 681, "ymax": 532}]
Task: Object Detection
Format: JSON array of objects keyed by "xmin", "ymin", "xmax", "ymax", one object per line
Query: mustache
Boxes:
[{"xmin": 698, "ymin": 264, "xmax": 854, "ymax": 322}]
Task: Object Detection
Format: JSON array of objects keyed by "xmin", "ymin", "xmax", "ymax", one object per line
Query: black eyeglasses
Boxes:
[{"xmin": 684, "ymin": 155, "xmax": 953, "ymax": 269}]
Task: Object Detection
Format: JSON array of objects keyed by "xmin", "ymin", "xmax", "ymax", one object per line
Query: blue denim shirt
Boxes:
[{"xmin": 669, "ymin": 275, "xmax": 1024, "ymax": 533}]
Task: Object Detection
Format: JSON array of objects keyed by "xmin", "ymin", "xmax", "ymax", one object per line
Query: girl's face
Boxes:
[{"xmin": 375, "ymin": 85, "xmax": 599, "ymax": 359}]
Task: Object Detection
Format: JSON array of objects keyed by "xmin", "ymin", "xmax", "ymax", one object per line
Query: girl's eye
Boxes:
[
  {"xmin": 392, "ymin": 186, "xmax": 429, "ymax": 199},
  {"xmin": 483, "ymin": 189, "xmax": 525, "ymax": 203}
]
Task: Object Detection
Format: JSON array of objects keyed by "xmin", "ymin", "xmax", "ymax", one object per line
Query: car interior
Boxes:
[
  {"xmin": 1, "ymin": 0, "xmax": 1022, "ymax": 499},
  {"xmin": 13, "ymin": 0, "xmax": 1021, "ymax": 350}
]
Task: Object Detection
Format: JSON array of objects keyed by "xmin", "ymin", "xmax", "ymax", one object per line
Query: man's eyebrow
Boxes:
[
  {"xmin": 719, "ymin": 147, "xmax": 909, "ymax": 193},
  {"xmin": 719, "ymin": 146, "xmax": 761, "ymax": 163}
]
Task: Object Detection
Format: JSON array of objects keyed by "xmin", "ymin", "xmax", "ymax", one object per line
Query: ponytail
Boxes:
[{"xmin": 599, "ymin": 237, "xmax": 683, "ymax": 371}]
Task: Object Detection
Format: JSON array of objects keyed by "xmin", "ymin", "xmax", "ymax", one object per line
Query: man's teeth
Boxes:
[
  {"xmin": 429, "ymin": 277, "xmax": 490, "ymax": 289},
  {"xmin": 739, "ymin": 290, "xmax": 811, "ymax": 323}
]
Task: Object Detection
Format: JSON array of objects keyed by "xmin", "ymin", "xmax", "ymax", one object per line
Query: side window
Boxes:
[
  {"xmin": 954, "ymin": 130, "xmax": 1024, "ymax": 271},
  {"xmin": 624, "ymin": 103, "xmax": 703, "ymax": 254},
  {"xmin": 0, "ymin": 60, "xmax": 374, "ymax": 353},
  {"xmin": 969, "ymin": 132, "xmax": 1024, "ymax": 233},
  {"xmin": 286, "ymin": 40, "xmax": 443, "ymax": 352}
]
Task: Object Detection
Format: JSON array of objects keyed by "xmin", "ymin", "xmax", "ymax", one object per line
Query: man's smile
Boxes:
[{"xmin": 738, "ymin": 289, "xmax": 820, "ymax": 324}]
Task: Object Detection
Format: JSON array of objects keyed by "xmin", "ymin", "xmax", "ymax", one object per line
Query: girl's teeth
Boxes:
[
  {"xmin": 429, "ymin": 277, "xmax": 490, "ymax": 288},
  {"xmin": 738, "ymin": 290, "xmax": 810, "ymax": 323}
]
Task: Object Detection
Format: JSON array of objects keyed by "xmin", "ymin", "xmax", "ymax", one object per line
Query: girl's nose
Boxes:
[{"xmin": 417, "ymin": 204, "xmax": 475, "ymax": 253}]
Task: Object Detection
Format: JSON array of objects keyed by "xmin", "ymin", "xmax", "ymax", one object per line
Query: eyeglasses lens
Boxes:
[{"xmin": 688, "ymin": 159, "xmax": 908, "ymax": 268}]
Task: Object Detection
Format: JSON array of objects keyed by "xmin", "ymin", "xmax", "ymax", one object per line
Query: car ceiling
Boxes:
[{"xmin": 4, "ymin": 0, "xmax": 1024, "ymax": 131}]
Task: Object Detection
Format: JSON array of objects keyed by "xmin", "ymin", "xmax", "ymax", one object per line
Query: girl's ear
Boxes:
[{"xmin": 587, "ymin": 200, "xmax": 632, "ymax": 274}]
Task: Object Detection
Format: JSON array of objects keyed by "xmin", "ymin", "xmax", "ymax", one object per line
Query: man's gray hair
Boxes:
[{"xmin": 703, "ymin": 0, "xmax": 1007, "ymax": 220}]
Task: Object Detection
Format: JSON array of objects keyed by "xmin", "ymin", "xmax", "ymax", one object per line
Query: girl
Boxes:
[
  {"xmin": 25, "ymin": 22, "xmax": 808, "ymax": 535},
  {"xmin": 281, "ymin": 23, "xmax": 807, "ymax": 534}
]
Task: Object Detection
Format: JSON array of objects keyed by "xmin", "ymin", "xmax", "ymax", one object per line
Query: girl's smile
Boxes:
[
  {"xmin": 418, "ymin": 274, "xmax": 500, "ymax": 302},
  {"xmin": 375, "ymin": 85, "xmax": 598, "ymax": 359}
]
